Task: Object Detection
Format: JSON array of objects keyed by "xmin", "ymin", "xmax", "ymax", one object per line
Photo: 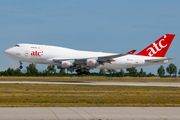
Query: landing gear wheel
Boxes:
[
  {"xmin": 83, "ymin": 71, "xmax": 86, "ymax": 74},
  {"xmin": 77, "ymin": 72, "xmax": 82, "ymax": 76},
  {"xmin": 76, "ymin": 69, "xmax": 83, "ymax": 76},
  {"xmin": 83, "ymin": 71, "xmax": 90, "ymax": 75},
  {"xmin": 19, "ymin": 61, "xmax": 23, "ymax": 69},
  {"xmin": 86, "ymin": 71, "xmax": 90, "ymax": 75},
  {"xmin": 76, "ymin": 69, "xmax": 90, "ymax": 75}
]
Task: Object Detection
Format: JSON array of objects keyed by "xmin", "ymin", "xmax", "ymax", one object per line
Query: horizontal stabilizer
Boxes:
[{"xmin": 145, "ymin": 58, "xmax": 174, "ymax": 63}]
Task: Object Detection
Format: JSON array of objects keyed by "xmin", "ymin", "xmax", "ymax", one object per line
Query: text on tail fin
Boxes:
[{"xmin": 136, "ymin": 34, "xmax": 175, "ymax": 57}]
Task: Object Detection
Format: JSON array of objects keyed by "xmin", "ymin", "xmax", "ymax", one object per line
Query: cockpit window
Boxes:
[{"xmin": 15, "ymin": 45, "xmax": 20, "ymax": 47}]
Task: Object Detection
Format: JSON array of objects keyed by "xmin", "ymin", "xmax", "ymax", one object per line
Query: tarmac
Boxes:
[
  {"xmin": 0, "ymin": 107, "xmax": 179, "ymax": 120},
  {"xmin": 0, "ymin": 81, "xmax": 180, "ymax": 87}
]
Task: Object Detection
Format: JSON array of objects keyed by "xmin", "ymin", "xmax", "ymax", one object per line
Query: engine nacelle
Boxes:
[
  {"xmin": 86, "ymin": 59, "xmax": 98, "ymax": 66},
  {"xmin": 61, "ymin": 61, "xmax": 73, "ymax": 68}
]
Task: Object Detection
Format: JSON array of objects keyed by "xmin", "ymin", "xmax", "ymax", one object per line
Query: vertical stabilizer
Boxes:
[{"xmin": 136, "ymin": 34, "xmax": 175, "ymax": 57}]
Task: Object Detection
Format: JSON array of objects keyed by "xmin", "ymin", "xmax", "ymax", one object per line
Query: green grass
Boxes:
[
  {"xmin": 0, "ymin": 76, "xmax": 180, "ymax": 82},
  {"xmin": 0, "ymin": 84, "xmax": 180, "ymax": 107}
]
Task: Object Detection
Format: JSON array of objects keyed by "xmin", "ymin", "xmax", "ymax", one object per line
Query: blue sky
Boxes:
[{"xmin": 1, "ymin": 0, "xmax": 180, "ymax": 74}]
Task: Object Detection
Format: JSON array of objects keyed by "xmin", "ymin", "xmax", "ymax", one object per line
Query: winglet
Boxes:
[{"xmin": 136, "ymin": 34, "xmax": 175, "ymax": 57}]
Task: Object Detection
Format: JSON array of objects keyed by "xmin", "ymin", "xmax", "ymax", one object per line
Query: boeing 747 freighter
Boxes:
[{"xmin": 3, "ymin": 34, "xmax": 175, "ymax": 75}]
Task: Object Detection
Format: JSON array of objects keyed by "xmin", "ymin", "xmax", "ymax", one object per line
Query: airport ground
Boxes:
[
  {"xmin": 0, "ymin": 76, "xmax": 180, "ymax": 107},
  {"xmin": 0, "ymin": 76, "xmax": 180, "ymax": 120},
  {"xmin": 1, "ymin": 76, "xmax": 180, "ymax": 82},
  {"xmin": 0, "ymin": 107, "xmax": 180, "ymax": 120}
]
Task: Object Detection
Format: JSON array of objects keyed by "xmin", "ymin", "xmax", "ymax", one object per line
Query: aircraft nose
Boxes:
[
  {"xmin": 3, "ymin": 48, "xmax": 14, "ymax": 57},
  {"xmin": 3, "ymin": 50, "xmax": 8, "ymax": 56}
]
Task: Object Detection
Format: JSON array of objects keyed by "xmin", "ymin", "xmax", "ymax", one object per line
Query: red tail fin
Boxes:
[
  {"xmin": 136, "ymin": 34, "xmax": 175, "ymax": 57},
  {"xmin": 127, "ymin": 50, "xmax": 136, "ymax": 54}
]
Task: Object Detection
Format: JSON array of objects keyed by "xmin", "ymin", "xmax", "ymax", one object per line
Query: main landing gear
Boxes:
[
  {"xmin": 76, "ymin": 69, "xmax": 90, "ymax": 75},
  {"xmin": 19, "ymin": 61, "xmax": 23, "ymax": 69}
]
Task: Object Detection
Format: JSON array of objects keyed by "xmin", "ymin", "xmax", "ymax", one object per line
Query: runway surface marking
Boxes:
[
  {"xmin": 0, "ymin": 107, "xmax": 179, "ymax": 120},
  {"xmin": 0, "ymin": 81, "xmax": 180, "ymax": 87}
]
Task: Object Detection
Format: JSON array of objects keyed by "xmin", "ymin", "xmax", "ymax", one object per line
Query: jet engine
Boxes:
[
  {"xmin": 61, "ymin": 61, "xmax": 73, "ymax": 68},
  {"xmin": 86, "ymin": 59, "xmax": 98, "ymax": 66}
]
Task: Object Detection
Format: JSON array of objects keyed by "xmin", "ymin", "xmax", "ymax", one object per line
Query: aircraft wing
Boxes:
[
  {"xmin": 74, "ymin": 53, "xmax": 127, "ymax": 66},
  {"xmin": 53, "ymin": 53, "xmax": 127, "ymax": 68},
  {"xmin": 145, "ymin": 58, "xmax": 174, "ymax": 63},
  {"xmin": 53, "ymin": 53, "xmax": 127, "ymax": 63},
  {"xmin": 97, "ymin": 53, "xmax": 127, "ymax": 62}
]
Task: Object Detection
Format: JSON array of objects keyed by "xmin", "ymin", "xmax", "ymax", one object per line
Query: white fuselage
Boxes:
[{"xmin": 3, "ymin": 44, "xmax": 168, "ymax": 69}]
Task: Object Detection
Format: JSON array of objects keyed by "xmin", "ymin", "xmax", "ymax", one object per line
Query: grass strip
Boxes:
[
  {"xmin": 0, "ymin": 84, "xmax": 179, "ymax": 107},
  {"xmin": 0, "ymin": 76, "xmax": 180, "ymax": 82}
]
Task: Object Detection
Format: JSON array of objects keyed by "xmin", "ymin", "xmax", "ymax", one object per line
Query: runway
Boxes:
[
  {"xmin": 0, "ymin": 81, "xmax": 180, "ymax": 87},
  {"xmin": 0, "ymin": 107, "xmax": 179, "ymax": 120}
]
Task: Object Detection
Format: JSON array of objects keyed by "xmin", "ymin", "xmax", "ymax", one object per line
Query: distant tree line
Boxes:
[
  {"xmin": 0, "ymin": 63, "xmax": 179, "ymax": 77},
  {"xmin": 157, "ymin": 63, "xmax": 177, "ymax": 77}
]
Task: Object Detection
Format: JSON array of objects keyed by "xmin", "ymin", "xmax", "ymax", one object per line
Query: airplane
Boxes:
[{"xmin": 3, "ymin": 34, "xmax": 175, "ymax": 75}]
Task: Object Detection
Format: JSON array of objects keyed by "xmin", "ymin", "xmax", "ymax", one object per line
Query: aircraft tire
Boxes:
[{"xmin": 19, "ymin": 66, "xmax": 23, "ymax": 69}]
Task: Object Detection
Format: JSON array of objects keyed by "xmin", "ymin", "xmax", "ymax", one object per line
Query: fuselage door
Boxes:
[
  {"xmin": 39, "ymin": 45, "xmax": 44, "ymax": 51},
  {"xmin": 25, "ymin": 50, "xmax": 29, "ymax": 57},
  {"xmin": 39, "ymin": 45, "xmax": 44, "ymax": 56},
  {"xmin": 39, "ymin": 45, "xmax": 44, "ymax": 62},
  {"xmin": 135, "ymin": 60, "xmax": 139, "ymax": 65}
]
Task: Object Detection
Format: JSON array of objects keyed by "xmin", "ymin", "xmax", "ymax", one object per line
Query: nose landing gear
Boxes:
[{"xmin": 19, "ymin": 61, "xmax": 23, "ymax": 69}]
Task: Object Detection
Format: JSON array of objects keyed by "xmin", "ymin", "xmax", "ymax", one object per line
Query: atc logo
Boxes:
[
  {"xmin": 147, "ymin": 35, "xmax": 167, "ymax": 57},
  {"xmin": 31, "ymin": 51, "xmax": 43, "ymax": 57}
]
